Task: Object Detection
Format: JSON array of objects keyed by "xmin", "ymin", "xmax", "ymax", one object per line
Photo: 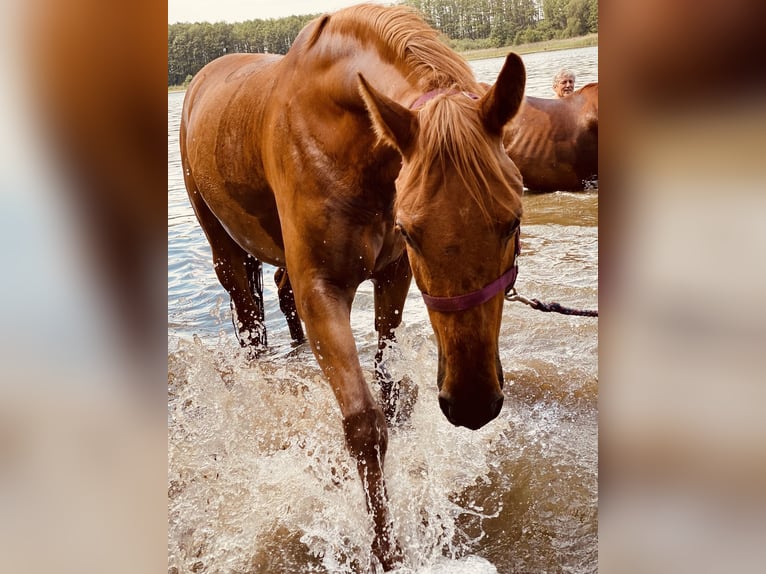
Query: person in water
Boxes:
[{"xmin": 552, "ymin": 69, "xmax": 576, "ymax": 98}]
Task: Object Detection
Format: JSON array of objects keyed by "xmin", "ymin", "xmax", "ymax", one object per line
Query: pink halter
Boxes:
[{"xmin": 420, "ymin": 231, "xmax": 520, "ymax": 313}]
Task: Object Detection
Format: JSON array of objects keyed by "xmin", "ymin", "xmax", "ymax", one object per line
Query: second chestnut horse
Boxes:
[{"xmin": 503, "ymin": 82, "xmax": 598, "ymax": 192}]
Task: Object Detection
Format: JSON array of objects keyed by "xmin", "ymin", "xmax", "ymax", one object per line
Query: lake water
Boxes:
[{"xmin": 169, "ymin": 46, "xmax": 598, "ymax": 574}]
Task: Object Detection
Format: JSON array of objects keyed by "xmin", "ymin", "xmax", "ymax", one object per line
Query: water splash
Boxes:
[{"xmin": 169, "ymin": 319, "xmax": 597, "ymax": 573}]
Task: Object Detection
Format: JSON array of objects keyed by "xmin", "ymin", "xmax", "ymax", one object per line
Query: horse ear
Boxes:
[
  {"xmin": 480, "ymin": 53, "xmax": 526, "ymax": 135},
  {"xmin": 358, "ymin": 73, "xmax": 418, "ymax": 154}
]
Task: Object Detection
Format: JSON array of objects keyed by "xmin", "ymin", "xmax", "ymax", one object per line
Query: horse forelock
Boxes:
[
  {"xmin": 317, "ymin": 4, "xmax": 475, "ymax": 91},
  {"xmin": 399, "ymin": 95, "xmax": 522, "ymax": 223}
]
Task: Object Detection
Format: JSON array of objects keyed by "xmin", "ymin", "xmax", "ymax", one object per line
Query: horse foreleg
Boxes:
[
  {"xmin": 273, "ymin": 267, "xmax": 305, "ymax": 343},
  {"xmin": 372, "ymin": 255, "xmax": 416, "ymax": 424},
  {"xmin": 294, "ymin": 279, "xmax": 403, "ymax": 570},
  {"xmin": 343, "ymin": 407, "xmax": 402, "ymax": 570}
]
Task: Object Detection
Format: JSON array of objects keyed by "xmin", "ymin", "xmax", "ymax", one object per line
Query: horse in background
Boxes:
[
  {"xmin": 180, "ymin": 4, "xmax": 526, "ymax": 569},
  {"xmin": 503, "ymin": 82, "xmax": 598, "ymax": 192}
]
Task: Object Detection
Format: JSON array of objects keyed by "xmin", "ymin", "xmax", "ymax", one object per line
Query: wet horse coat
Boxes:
[
  {"xmin": 180, "ymin": 4, "xmax": 525, "ymax": 569},
  {"xmin": 503, "ymin": 82, "xmax": 598, "ymax": 192}
]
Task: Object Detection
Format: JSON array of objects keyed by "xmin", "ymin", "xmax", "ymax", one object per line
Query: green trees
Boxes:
[
  {"xmin": 402, "ymin": 0, "xmax": 595, "ymax": 49},
  {"xmin": 538, "ymin": 0, "xmax": 597, "ymax": 39},
  {"xmin": 167, "ymin": 1, "xmax": 597, "ymax": 87},
  {"xmin": 168, "ymin": 15, "xmax": 317, "ymax": 86}
]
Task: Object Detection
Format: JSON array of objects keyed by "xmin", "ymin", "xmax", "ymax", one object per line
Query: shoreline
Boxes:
[
  {"xmin": 459, "ymin": 33, "xmax": 597, "ymax": 61},
  {"xmin": 169, "ymin": 33, "xmax": 597, "ymax": 92}
]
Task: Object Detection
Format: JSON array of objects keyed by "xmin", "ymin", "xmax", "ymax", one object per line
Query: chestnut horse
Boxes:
[
  {"xmin": 503, "ymin": 82, "xmax": 598, "ymax": 192},
  {"xmin": 180, "ymin": 4, "xmax": 525, "ymax": 569}
]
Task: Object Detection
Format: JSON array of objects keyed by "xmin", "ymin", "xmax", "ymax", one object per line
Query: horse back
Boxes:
[
  {"xmin": 180, "ymin": 53, "xmax": 288, "ymax": 263},
  {"xmin": 181, "ymin": 52, "xmax": 282, "ymax": 153}
]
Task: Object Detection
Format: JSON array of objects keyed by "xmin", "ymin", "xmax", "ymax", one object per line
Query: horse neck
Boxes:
[
  {"xmin": 576, "ymin": 82, "xmax": 598, "ymax": 94},
  {"xmin": 290, "ymin": 8, "xmax": 476, "ymax": 105},
  {"xmin": 575, "ymin": 84, "xmax": 598, "ymax": 115}
]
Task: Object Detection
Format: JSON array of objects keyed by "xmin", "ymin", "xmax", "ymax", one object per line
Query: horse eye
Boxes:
[{"xmin": 503, "ymin": 220, "xmax": 520, "ymax": 240}]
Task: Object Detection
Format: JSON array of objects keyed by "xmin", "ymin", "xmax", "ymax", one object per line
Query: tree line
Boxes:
[
  {"xmin": 168, "ymin": 15, "xmax": 317, "ymax": 87},
  {"xmin": 168, "ymin": 0, "xmax": 597, "ymax": 87}
]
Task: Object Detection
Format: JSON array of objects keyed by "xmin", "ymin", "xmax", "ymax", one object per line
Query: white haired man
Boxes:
[{"xmin": 553, "ymin": 69, "xmax": 576, "ymax": 98}]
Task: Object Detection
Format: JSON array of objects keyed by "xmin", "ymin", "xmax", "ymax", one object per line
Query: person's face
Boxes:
[{"xmin": 554, "ymin": 76, "xmax": 575, "ymax": 97}]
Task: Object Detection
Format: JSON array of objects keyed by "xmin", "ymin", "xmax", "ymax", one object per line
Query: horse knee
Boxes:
[{"xmin": 342, "ymin": 407, "xmax": 388, "ymax": 464}]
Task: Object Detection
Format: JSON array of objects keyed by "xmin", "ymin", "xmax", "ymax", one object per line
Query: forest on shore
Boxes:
[{"xmin": 168, "ymin": 0, "xmax": 598, "ymax": 87}]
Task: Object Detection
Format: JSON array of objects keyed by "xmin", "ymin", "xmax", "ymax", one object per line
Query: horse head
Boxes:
[{"xmin": 359, "ymin": 53, "xmax": 526, "ymax": 430}]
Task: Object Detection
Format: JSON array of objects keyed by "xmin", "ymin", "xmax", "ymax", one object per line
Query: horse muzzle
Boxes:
[
  {"xmin": 436, "ymin": 349, "xmax": 505, "ymax": 430},
  {"xmin": 438, "ymin": 388, "xmax": 504, "ymax": 430}
]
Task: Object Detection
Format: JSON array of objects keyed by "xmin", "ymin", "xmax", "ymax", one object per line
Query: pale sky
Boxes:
[{"xmin": 169, "ymin": 0, "xmax": 395, "ymax": 24}]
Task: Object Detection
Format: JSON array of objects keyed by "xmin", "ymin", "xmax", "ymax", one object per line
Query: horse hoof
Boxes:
[
  {"xmin": 236, "ymin": 330, "xmax": 268, "ymax": 360},
  {"xmin": 373, "ymin": 539, "xmax": 404, "ymax": 572}
]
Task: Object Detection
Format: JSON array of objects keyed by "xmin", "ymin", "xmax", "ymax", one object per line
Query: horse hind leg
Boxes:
[
  {"xmin": 238, "ymin": 254, "xmax": 268, "ymax": 350},
  {"xmin": 186, "ymin": 186, "xmax": 268, "ymax": 353},
  {"xmin": 273, "ymin": 267, "xmax": 305, "ymax": 343},
  {"xmin": 213, "ymin": 249, "xmax": 266, "ymax": 353}
]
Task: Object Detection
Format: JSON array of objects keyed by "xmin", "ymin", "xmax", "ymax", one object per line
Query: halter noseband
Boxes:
[{"xmin": 420, "ymin": 230, "xmax": 521, "ymax": 313}]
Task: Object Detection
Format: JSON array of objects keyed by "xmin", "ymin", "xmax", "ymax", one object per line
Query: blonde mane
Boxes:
[
  {"xmin": 312, "ymin": 3, "xmax": 476, "ymax": 92},
  {"xmin": 305, "ymin": 4, "xmax": 521, "ymax": 221}
]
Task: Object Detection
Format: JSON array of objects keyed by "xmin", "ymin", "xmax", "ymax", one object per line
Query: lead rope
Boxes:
[{"xmin": 505, "ymin": 287, "xmax": 598, "ymax": 317}]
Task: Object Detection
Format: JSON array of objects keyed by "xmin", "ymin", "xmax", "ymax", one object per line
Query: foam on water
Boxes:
[
  {"xmin": 400, "ymin": 555, "xmax": 498, "ymax": 573},
  {"xmin": 169, "ymin": 324, "xmax": 506, "ymax": 573},
  {"xmin": 169, "ymin": 310, "xmax": 597, "ymax": 573}
]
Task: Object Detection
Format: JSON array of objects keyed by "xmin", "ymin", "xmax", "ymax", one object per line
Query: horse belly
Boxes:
[{"xmin": 202, "ymin": 185, "xmax": 286, "ymax": 266}]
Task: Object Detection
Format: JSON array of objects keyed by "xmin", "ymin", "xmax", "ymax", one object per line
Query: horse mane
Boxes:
[
  {"xmin": 306, "ymin": 4, "xmax": 519, "ymax": 222},
  {"xmin": 309, "ymin": 3, "xmax": 476, "ymax": 91}
]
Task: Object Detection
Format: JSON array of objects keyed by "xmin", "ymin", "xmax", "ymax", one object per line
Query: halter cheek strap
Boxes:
[{"xmin": 420, "ymin": 230, "xmax": 521, "ymax": 313}]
